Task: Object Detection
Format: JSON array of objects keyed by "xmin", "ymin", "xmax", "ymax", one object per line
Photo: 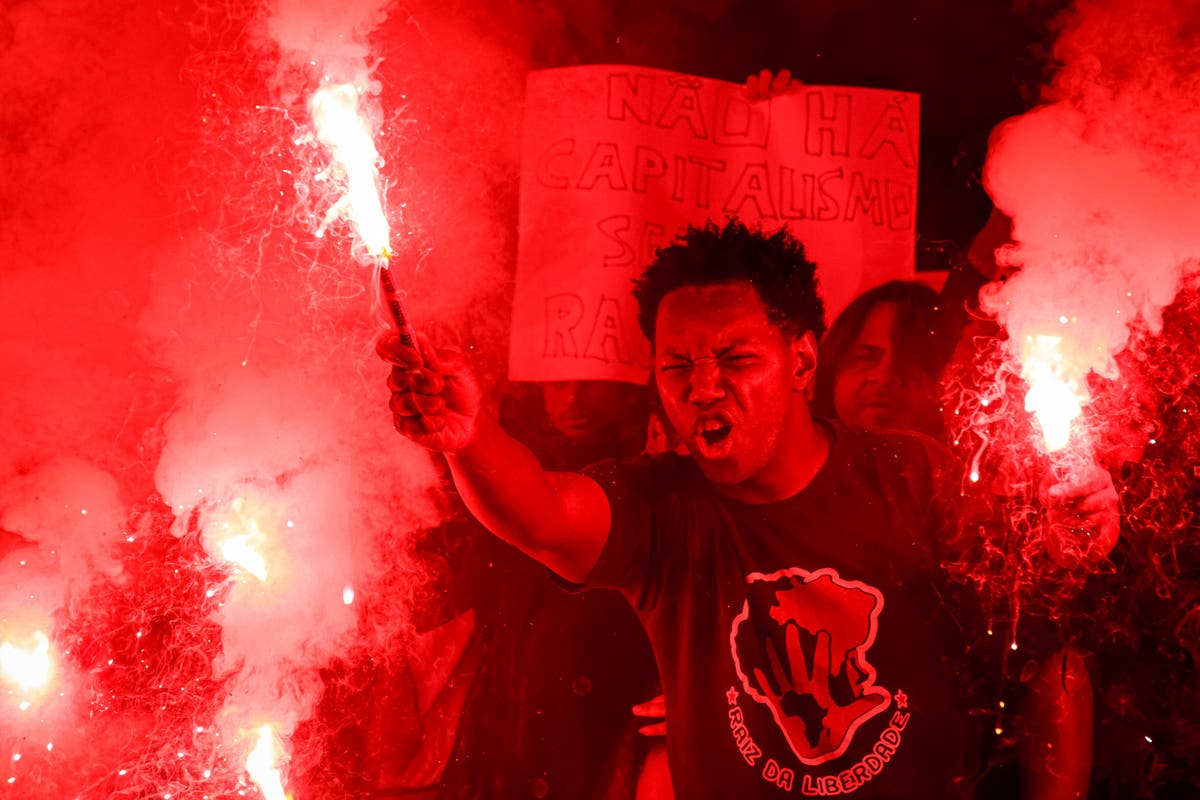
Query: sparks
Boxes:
[
  {"xmin": 245, "ymin": 725, "xmax": 290, "ymax": 800},
  {"xmin": 310, "ymin": 83, "xmax": 391, "ymax": 259},
  {"xmin": 213, "ymin": 496, "xmax": 273, "ymax": 581},
  {"xmin": 0, "ymin": 630, "xmax": 53, "ymax": 696},
  {"xmin": 309, "ymin": 81, "xmax": 421, "ymax": 350},
  {"xmin": 1020, "ymin": 334, "xmax": 1085, "ymax": 451},
  {"xmin": 219, "ymin": 535, "xmax": 269, "ymax": 582}
]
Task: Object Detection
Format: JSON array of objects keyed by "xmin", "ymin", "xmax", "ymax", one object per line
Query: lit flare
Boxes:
[
  {"xmin": 310, "ymin": 83, "xmax": 390, "ymax": 259},
  {"xmin": 309, "ymin": 82, "xmax": 421, "ymax": 352},
  {"xmin": 246, "ymin": 724, "xmax": 290, "ymax": 800},
  {"xmin": 1020, "ymin": 334, "xmax": 1084, "ymax": 451},
  {"xmin": 214, "ymin": 496, "xmax": 273, "ymax": 581},
  {"xmin": 0, "ymin": 629, "xmax": 53, "ymax": 695}
]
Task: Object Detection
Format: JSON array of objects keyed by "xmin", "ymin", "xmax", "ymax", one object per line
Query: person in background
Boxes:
[
  {"xmin": 809, "ymin": 271, "xmax": 1099, "ymax": 800},
  {"xmin": 335, "ymin": 377, "xmax": 660, "ymax": 799},
  {"xmin": 811, "ymin": 279, "xmax": 952, "ymax": 439},
  {"xmin": 501, "ymin": 380, "xmax": 651, "ymax": 471},
  {"xmin": 453, "ymin": 375, "xmax": 661, "ymax": 800},
  {"xmin": 809, "ymin": 201, "xmax": 1018, "ymax": 442},
  {"xmin": 803, "ymin": 197, "xmax": 1121, "ymax": 800}
]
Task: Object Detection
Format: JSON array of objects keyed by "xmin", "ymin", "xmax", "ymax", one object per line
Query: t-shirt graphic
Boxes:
[{"xmin": 730, "ymin": 567, "xmax": 890, "ymax": 765}]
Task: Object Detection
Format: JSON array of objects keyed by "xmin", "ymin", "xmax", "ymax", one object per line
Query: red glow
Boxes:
[
  {"xmin": 246, "ymin": 724, "xmax": 291, "ymax": 800},
  {"xmin": 310, "ymin": 83, "xmax": 392, "ymax": 260},
  {"xmin": 3, "ymin": 0, "xmax": 1198, "ymax": 795},
  {"xmin": 210, "ymin": 495, "xmax": 277, "ymax": 582},
  {"xmin": 0, "ymin": 629, "xmax": 53, "ymax": 698},
  {"xmin": 1020, "ymin": 334, "xmax": 1085, "ymax": 452}
]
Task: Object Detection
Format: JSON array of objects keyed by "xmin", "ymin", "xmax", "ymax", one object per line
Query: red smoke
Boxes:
[
  {"xmin": 1, "ymin": 0, "xmax": 531, "ymax": 795},
  {"xmin": 951, "ymin": 0, "xmax": 1200, "ymax": 788}
]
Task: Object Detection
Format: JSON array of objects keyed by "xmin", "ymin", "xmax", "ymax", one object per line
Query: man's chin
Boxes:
[
  {"xmin": 552, "ymin": 422, "xmax": 595, "ymax": 440},
  {"xmin": 857, "ymin": 409, "xmax": 900, "ymax": 431},
  {"xmin": 691, "ymin": 453, "xmax": 750, "ymax": 487}
]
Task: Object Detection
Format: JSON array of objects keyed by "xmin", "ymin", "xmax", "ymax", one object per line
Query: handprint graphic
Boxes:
[{"xmin": 731, "ymin": 568, "xmax": 891, "ymax": 765}]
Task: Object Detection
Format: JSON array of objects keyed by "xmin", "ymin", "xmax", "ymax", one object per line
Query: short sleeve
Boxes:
[{"xmin": 580, "ymin": 454, "xmax": 681, "ymax": 609}]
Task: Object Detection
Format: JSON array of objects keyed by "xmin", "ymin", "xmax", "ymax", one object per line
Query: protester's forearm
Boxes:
[{"xmin": 444, "ymin": 412, "xmax": 577, "ymax": 555}]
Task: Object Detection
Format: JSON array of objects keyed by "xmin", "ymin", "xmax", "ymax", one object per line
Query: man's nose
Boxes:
[
  {"xmin": 868, "ymin": 352, "xmax": 902, "ymax": 387},
  {"xmin": 688, "ymin": 362, "xmax": 725, "ymax": 404}
]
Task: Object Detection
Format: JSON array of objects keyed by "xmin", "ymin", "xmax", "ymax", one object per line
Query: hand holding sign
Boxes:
[{"xmin": 745, "ymin": 68, "xmax": 804, "ymax": 102}]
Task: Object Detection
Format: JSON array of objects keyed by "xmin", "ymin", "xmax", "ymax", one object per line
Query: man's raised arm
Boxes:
[{"xmin": 377, "ymin": 331, "xmax": 611, "ymax": 583}]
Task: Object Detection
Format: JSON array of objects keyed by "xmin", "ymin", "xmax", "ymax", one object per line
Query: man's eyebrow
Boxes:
[
  {"xmin": 660, "ymin": 349, "xmax": 691, "ymax": 361},
  {"xmin": 712, "ymin": 339, "xmax": 758, "ymax": 356}
]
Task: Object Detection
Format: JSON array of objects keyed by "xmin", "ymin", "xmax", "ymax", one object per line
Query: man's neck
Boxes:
[{"xmin": 718, "ymin": 411, "xmax": 831, "ymax": 504}]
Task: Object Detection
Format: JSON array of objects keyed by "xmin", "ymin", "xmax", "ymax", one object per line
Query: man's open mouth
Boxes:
[{"xmin": 695, "ymin": 418, "xmax": 733, "ymax": 447}]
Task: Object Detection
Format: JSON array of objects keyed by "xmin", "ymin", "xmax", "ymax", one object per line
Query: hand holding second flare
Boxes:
[
  {"xmin": 377, "ymin": 331, "xmax": 481, "ymax": 453},
  {"xmin": 1040, "ymin": 461, "xmax": 1120, "ymax": 567}
]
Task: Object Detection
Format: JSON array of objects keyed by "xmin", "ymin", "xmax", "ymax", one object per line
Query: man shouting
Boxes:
[{"xmin": 378, "ymin": 219, "xmax": 1117, "ymax": 799}]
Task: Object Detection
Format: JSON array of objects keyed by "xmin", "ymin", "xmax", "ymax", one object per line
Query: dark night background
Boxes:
[{"xmin": 525, "ymin": 0, "xmax": 1070, "ymax": 269}]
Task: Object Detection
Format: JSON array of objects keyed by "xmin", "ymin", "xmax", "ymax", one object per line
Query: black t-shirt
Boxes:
[{"xmin": 583, "ymin": 422, "xmax": 977, "ymax": 799}]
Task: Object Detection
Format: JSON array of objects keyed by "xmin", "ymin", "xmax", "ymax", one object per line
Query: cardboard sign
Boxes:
[{"xmin": 510, "ymin": 66, "xmax": 920, "ymax": 384}]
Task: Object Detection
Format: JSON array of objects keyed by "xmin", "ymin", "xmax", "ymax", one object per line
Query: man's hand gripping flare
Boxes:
[{"xmin": 377, "ymin": 331, "xmax": 482, "ymax": 454}]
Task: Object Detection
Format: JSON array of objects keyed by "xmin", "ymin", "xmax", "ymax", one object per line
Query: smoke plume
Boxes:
[{"xmin": 981, "ymin": 0, "xmax": 1200, "ymax": 402}]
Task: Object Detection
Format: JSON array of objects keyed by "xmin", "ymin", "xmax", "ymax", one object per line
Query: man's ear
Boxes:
[{"xmin": 792, "ymin": 330, "xmax": 819, "ymax": 392}]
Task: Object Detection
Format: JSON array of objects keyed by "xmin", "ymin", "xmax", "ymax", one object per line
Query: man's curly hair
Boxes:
[{"xmin": 632, "ymin": 218, "xmax": 826, "ymax": 346}]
